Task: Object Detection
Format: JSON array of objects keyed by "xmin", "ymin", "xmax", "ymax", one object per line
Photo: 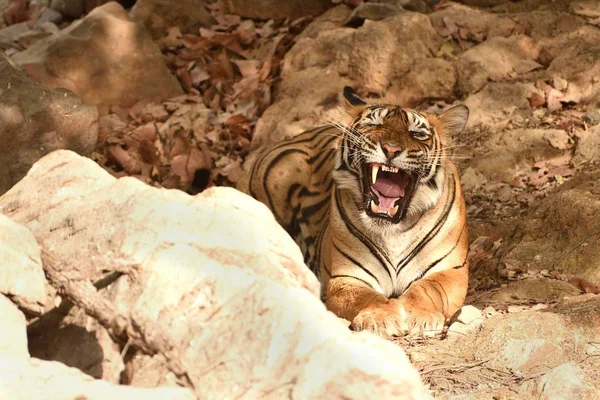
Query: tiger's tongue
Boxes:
[
  {"xmin": 372, "ymin": 178, "xmax": 405, "ymax": 197},
  {"xmin": 371, "ymin": 178, "xmax": 405, "ymax": 210}
]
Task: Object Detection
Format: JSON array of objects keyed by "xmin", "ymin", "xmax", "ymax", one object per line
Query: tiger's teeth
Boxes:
[
  {"xmin": 381, "ymin": 165, "xmax": 399, "ymax": 173},
  {"xmin": 370, "ymin": 200, "xmax": 379, "ymax": 213},
  {"xmin": 371, "ymin": 164, "xmax": 380, "ymax": 184},
  {"xmin": 390, "ymin": 205, "xmax": 399, "ymax": 217}
]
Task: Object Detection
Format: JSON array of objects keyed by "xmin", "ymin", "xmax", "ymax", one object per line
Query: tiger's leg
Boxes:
[
  {"xmin": 326, "ymin": 277, "xmax": 408, "ymax": 337},
  {"xmin": 396, "ymin": 263, "xmax": 469, "ymax": 335}
]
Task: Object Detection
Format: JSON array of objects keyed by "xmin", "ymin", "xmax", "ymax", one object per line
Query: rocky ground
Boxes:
[{"xmin": 0, "ymin": 0, "xmax": 599, "ymax": 399}]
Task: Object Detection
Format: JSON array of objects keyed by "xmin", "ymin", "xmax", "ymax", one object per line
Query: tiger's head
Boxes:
[{"xmin": 331, "ymin": 86, "xmax": 469, "ymax": 226}]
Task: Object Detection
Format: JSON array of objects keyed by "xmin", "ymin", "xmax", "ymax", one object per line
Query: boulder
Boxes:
[
  {"xmin": 0, "ymin": 52, "xmax": 98, "ymax": 196},
  {"xmin": 0, "ymin": 294, "xmax": 28, "ymax": 359},
  {"xmin": 0, "ymin": 215, "xmax": 46, "ymax": 314},
  {"xmin": 223, "ymin": 0, "xmax": 332, "ymax": 20},
  {"xmin": 252, "ymin": 8, "xmax": 448, "ymax": 152},
  {"xmin": 0, "ymin": 356, "xmax": 195, "ymax": 400},
  {"xmin": 0, "ymin": 150, "xmax": 431, "ymax": 399},
  {"xmin": 12, "ymin": 2, "xmax": 183, "ymax": 107},
  {"xmin": 130, "ymin": 0, "xmax": 215, "ymax": 39}
]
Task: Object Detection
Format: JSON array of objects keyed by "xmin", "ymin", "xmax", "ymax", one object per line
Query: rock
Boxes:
[
  {"xmin": 429, "ymin": 3, "xmax": 522, "ymax": 42},
  {"xmin": 0, "ymin": 150, "xmax": 431, "ymax": 399},
  {"xmin": 572, "ymin": 123, "xmax": 600, "ymax": 166},
  {"xmin": 537, "ymin": 363, "xmax": 587, "ymax": 400},
  {"xmin": 49, "ymin": 0, "xmax": 134, "ymax": 19},
  {"xmin": 344, "ymin": 3, "xmax": 405, "ymax": 28},
  {"xmin": 463, "ymin": 83, "xmax": 538, "ymax": 132},
  {"xmin": 12, "ymin": 2, "xmax": 183, "ymax": 107},
  {"xmin": 454, "ymin": 305, "xmax": 483, "ymax": 325},
  {"xmin": 252, "ymin": 10, "xmax": 445, "ymax": 152},
  {"xmin": 501, "ymin": 187, "xmax": 600, "ymax": 283},
  {"xmin": 0, "ymin": 52, "xmax": 97, "ymax": 196},
  {"xmin": 457, "ymin": 35, "xmax": 540, "ymax": 95},
  {"xmin": 0, "ymin": 356, "xmax": 195, "ymax": 400},
  {"xmin": 483, "ymin": 279, "xmax": 581, "ymax": 306},
  {"xmin": 541, "ymin": 26, "xmax": 600, "ymax": 105},
  {"xmin": 397, "ymin": 0, "xmax": 430, "ymax": 13},
  {"xmin": 0, "ymin": 215, "xmax": 46, "ymax": 314},
  {"xmin": 467, "ymin": 304, "xmax": 597, "ymax": 374},
  {"xmin": 0, "ymin": 294, "xmax": 28, "ymax": 359},
  {"xmin": 34, "ymin": 7, "xmax": 64, "ymax": 27},
  {"xmin": 447, "ymin": 305, "xmax": 484, "ymax": 338},
  {"xmin": 49, "ymin": 0, "xmax": 85, "ymax": 19},
  {"xmin": 223, "ymin": 0, "xmax": 332, "ymax": 20},
  {"xmin": 0, "ymin": 21, "xmax": 32, "ymax": 42},
  {"xmin": 585, "ymin": 108, "xmax": 600, "ymax": 126},
  {"xmin": 130, "ymin": 0, "xmax": 216, "ymax": 39}
]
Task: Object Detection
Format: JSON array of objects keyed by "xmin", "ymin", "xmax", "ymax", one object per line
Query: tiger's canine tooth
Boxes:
[
  {"xmin": 390, "ymin": 204, "xmax": 399, "ymax": 217},
  {"xmin": 371, "ymin": 164, "xmax": 380, "ymax": 184},
  {"xmin": 370, "ymin": 200, "xmax": 379, "ymax": 213}
]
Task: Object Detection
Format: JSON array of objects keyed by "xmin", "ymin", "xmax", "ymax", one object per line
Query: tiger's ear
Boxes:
[
  {"xmin": 342, "ymin": 86, "xmax": 367, "ymax": 107},
  {"xmin": 335, "ymin": 86, "xmax": 367, "ymax": 123},
  {"xmin": 437, "ymin": 105, "xmax": 469, "ymax": 136}
]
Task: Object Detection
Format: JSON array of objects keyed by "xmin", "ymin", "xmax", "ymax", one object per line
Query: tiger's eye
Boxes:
[{"xmin": 410, "ymin": 130, "xmax": 429, "ymax": 141}]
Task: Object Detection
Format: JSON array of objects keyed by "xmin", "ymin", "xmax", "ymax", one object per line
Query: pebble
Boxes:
[{"xmin": 455, "ymin": 305, "xmax": 484, "ymax": 325}]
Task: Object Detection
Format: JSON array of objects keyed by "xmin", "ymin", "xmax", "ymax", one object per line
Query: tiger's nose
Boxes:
[{"xmin": 382, "ymin": 143, "xmax": 403, "ymax": 158}]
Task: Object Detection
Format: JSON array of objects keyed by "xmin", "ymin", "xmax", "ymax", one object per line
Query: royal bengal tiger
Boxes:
[{"xmin": 237, "ymin": 87, "xmax": 470, "ymax": 337}]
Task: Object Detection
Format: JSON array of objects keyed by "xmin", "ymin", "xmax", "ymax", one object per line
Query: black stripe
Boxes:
[
  {"xmin": 300, "ymin": 195, "xmax": 331, "ymax": 222},
  {"xmin": 314, "ymin": 219, "xmax": 329, "ymax": 275},
  {"xmin": 286, "ymin": 183, "xmax": 302, "ymax": 203},
  {"xmin": 333, "ymin": 242, "xmax": 381, "ymax": 287},
  {"xmin": 334, "ymin": 189, "xmax": 394, "ymax": 282},
  {"xmin": 396, "ymin": 174, "xmax": 457, "ymax": 274},
  {"xmin": 330, "ymin": 274, "xmax": 375, "ymax": 290},
  {"xmin": 313, "ymin": 148, "xmax": 336, "ymax": 175},
  {"xmin": 264, "ymin": 148, "xmax": 309, "ymax": 215},
  {"xmin": 419, "ymin": 221, "xmax": 466, "ymax": 277}
]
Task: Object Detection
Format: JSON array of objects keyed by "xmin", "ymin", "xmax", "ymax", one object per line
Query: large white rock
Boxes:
[
  {"xmin": 0, "ymin": 294, "xmax": 28, "ymax": 359},
  {"xmin": 0, "ymin": 150, "xmax": 431, "ymax": 399},
  {"xmin": 0, "ymin": 356, "xmax": 195, "ymax": 400},
  {"xmin": 0, "ymin": 214, "xmax": 46, "ymax": 314}
]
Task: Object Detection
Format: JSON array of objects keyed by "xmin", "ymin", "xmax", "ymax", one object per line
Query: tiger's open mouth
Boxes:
[{"xmin": 363, "ymin": 163, "xmax": 417, "ymax": 221}]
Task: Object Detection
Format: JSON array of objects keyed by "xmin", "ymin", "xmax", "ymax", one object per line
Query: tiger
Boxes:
[{"xmin": 237, "ymin": 86, "xmax": 470, "ymax": 337}]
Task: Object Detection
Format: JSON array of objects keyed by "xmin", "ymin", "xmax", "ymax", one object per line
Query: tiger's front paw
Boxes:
[
  {"xmin": 396, "ymin": 296, "xmax": 446, "ymax": 337},
  {"xmin": 350, "ymin": 298, "xmax": 409, "ymax": 337}
]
